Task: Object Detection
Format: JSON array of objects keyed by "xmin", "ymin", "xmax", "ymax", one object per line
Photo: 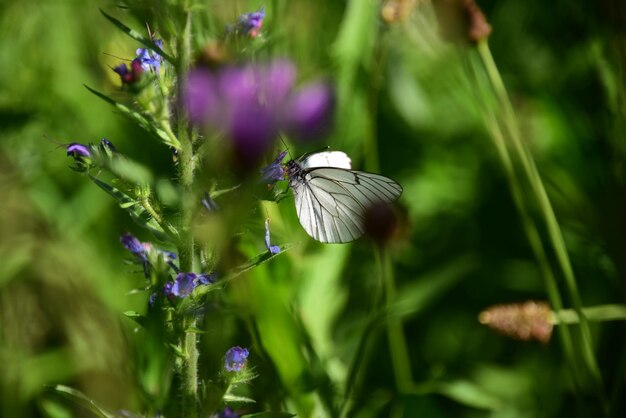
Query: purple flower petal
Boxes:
[
  {"xmin": 165, "ymin": 273, "xmax": 197, "ymax": 299},
  {"xmin": 66, "ymin": 143, "xmax": 91, "ymax": 158},
  {"xmin": 120, "ymin": 233, "xmax": 146, "ymax": 257}
]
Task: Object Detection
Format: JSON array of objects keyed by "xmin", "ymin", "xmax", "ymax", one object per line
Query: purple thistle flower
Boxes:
[
  {"xmin": 237, "ymin": 7, "xmax": 265, "ymax": 38},
  {"xmin": 183, "ymin": 60, "xmax": 335, "ymax": 170},
  {"xmin": 260, "ymin": 150, "xmax": 287, "ymax": 184},
  {"xmin": 136, "ymin": 39, "xmax": 164, "ymax": 73},
  {"xmin": 264, "ymin": 219, "xmax": 280, "ymax": 255},
  {"xmin": 224, "ymin": 346, "xmax": 249, "ymax": 372}
]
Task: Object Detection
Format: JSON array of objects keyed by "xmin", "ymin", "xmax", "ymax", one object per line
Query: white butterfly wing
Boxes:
[
  {"xmin": 299, "ymin": 151, "xmax": 352, "ymax": 170},
  {"xmin": 290, "ymin": 167, "xmax": 402, "ymax": 243}
]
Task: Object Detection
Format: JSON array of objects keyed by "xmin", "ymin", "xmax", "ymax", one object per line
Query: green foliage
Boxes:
[{"xmin": 1, "ymin": 0, "xmax": 626, "ymax": 417}]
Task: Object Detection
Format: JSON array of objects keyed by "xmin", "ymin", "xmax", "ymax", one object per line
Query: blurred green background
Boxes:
[{"xmin": 1, "ymin": 0, "xmax": 626, "ymax": 417}]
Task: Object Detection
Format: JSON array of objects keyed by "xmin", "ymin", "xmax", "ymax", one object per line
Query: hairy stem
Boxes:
[{"xmin": 175, "ymin": 6, "xmax": 198, "ymax": 418}]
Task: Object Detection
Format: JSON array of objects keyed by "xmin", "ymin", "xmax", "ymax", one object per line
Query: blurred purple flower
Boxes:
[
  {"xmin": 237, "ymin": 7, "xmax": 265, "ymax": 38},
  {"xmin": 224, "ymin": 346, "xmax": 249, "ymax": 372},
  {"xmin": 284, "ymin": 82, "xmax": 335, "ymax": 141},
  {"xmin": 183, "ymin": 60, "xmax": 334, "ymax": 169},
  {"xmin": 264, "ymin": 218, "xmax": 280, "ymax": 255},
  {"xmin": 136, "ymin": 39, "xmax": 164, "ymax": 73}
]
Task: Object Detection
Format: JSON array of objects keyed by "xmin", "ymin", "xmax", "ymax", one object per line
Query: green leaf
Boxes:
[
  {"xmin": 193, "ymin": 243, "xmax": 293, "ymax": 297},
  {"xmin": 84, "ymin": 85, "xmax": 180, "ymax": 149},
  {"xmin": 89, "ymin": 175, "xmax": 169, "ymax": 241},
  {"xmin": 99, "ymin": 9, "xmax": 174, "ymax": 63},
  {"xmin": 222, "ymin": 395, "xmax": 257, "ymax": 404},
  {"xmin": 123, "ymin": 311, "xmax": 148, "ymax": 327},
  {"xmin": 49, "ymin": 385, "xmax": 116, "ymax": 418},
  {"xmin": 426, "ymin": 380, "xmax": 504, "ymax": 411},
  {"xmin": 109, "ymin": 158, "xmax": 154, "ymax": 184},
  {"xmin": 389, "ymin": 255, "xmax": 478, "ymax": 319},
  {"xmin": 241, "ymin": 413, "xmax": 295, "ymax": 418}
]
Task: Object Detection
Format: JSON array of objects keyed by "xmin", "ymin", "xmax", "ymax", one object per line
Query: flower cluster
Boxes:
[
  {"xmin": 113, "ymin": 39, "xmax": 164, "ymax": 86},
  {"xmin": 136, "ymin": 40, "xmax": 164, "ymax": 73},
  {"xmin": 183, "ymin": 60, "xmax": 334, "ymax": 168}
]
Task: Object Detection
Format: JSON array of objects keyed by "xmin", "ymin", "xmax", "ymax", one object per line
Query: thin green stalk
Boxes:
[
  {"xmin": 464, "ymin": 52, "xmax": 583, "ymax": 383},
  {"xmin": 554, "ymin": 305, "xmax": 626, "ymax": 325},
  {"xmin": 176, "ymin": 6, "xmax": 198, "ymax": 418},
  {"xmin": 377, "ymin": 249, "xmax": 413, "ymax": 393},
  {"xmin": 475, "ymin": 40, "xmax": 605, "ymax": 404}
]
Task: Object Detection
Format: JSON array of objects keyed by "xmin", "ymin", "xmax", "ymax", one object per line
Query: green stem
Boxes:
[
  {"xmin": 554, "ymin": 305, "xmax": 626, "ymax": 324},
  {"xmin": 475, "ymin": 40, "xmax": 606, "ymax": 405},
  {"xmin": 465, "ymin": 52, "xmax": 583, "ymax": 383},
  {"xmin": 176, "ymin": 6, "xmax": 198, "ymax": 418},
  {"xmin": 378, "ymin": 249, "xmax": 413, "ymax": 393}
]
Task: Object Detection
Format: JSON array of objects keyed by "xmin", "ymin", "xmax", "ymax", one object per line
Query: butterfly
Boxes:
[{"xmin": 282, "ymin": 151, "xmax": 403, "ymax": 243}]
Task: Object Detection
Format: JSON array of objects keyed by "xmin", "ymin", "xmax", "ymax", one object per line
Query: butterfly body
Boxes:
[{"xmin": 285, "ymin": 151, "xmax": 402, "ymax": 243}]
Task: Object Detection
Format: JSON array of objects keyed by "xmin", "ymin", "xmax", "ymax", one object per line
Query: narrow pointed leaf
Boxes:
[
  {"xmin": 84, "ymin": 85, "xmax": 180, "ymax": 149},
  {"xmin": 89, "ymin": 175, "xmax": 169, "ymax": 241},
  {"xmin": 99, "ymin": 9, "xmax": 174, "ymax": 63},
  {"xmin": 50, "ymin": 385, "xmax": 116, "ymax": 418}
]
